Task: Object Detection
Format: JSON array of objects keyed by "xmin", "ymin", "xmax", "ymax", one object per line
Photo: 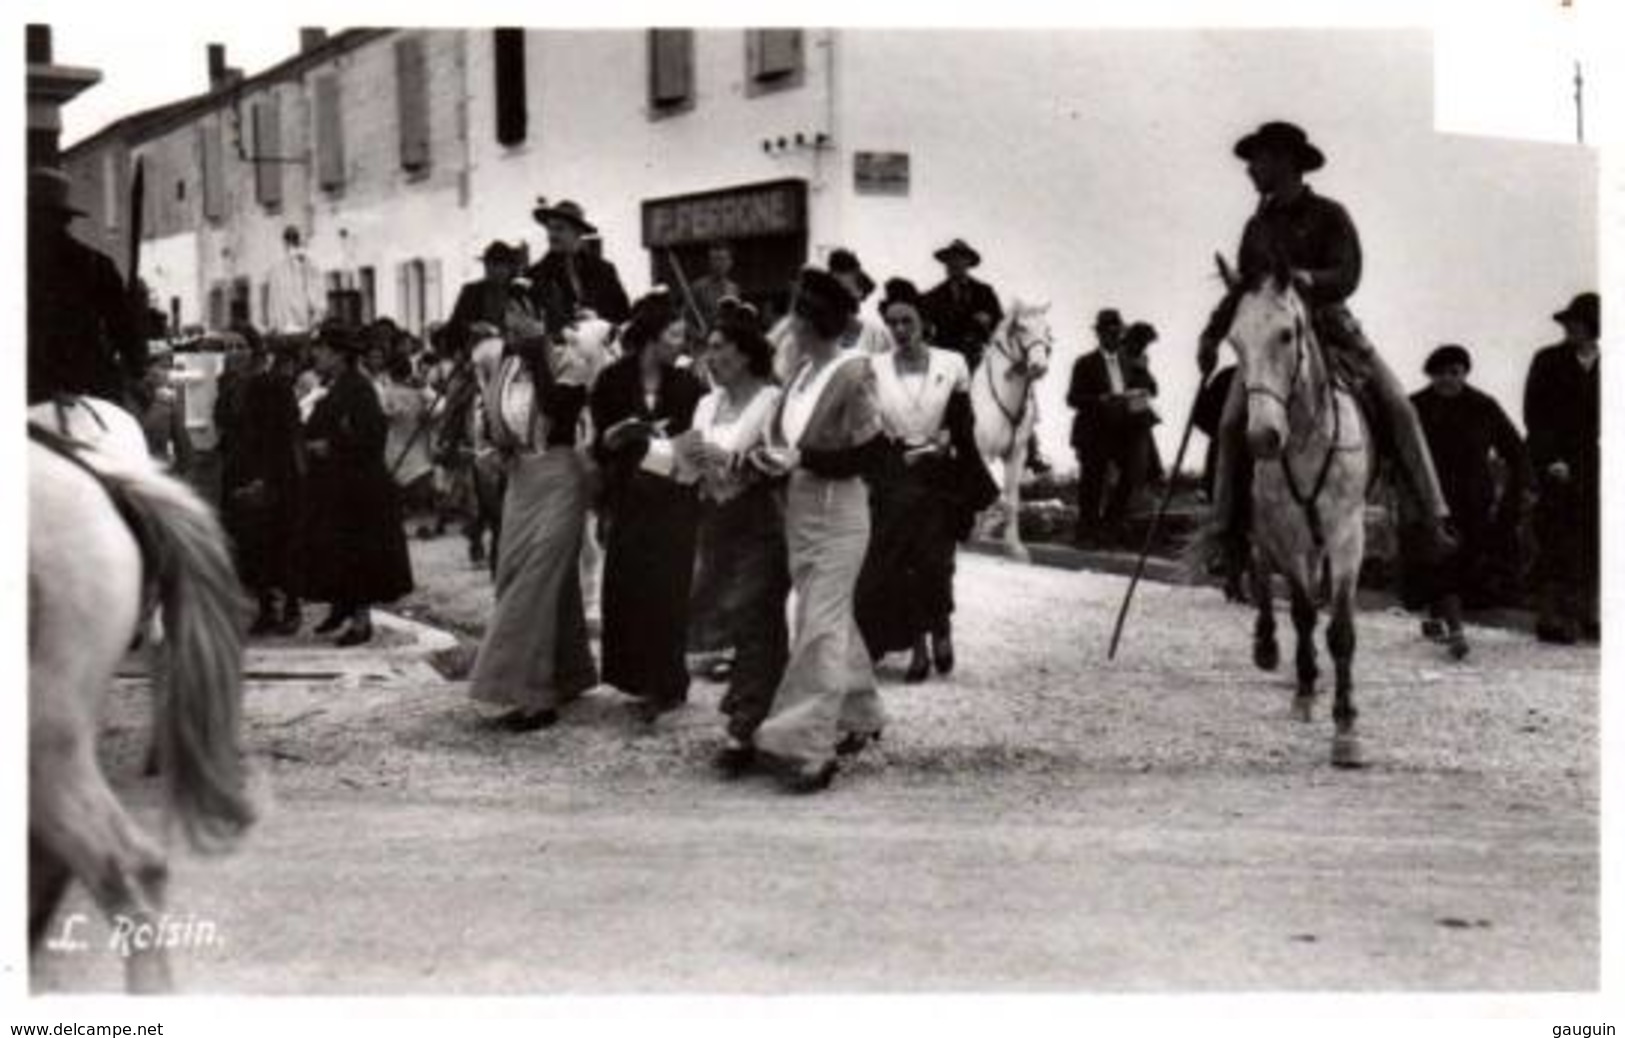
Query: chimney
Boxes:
[
  {"xmin": 207, "ymin": 43, "xmax": 227, "ymax": 88},
  {"xmin": 26, "ymin": 24, "xmax": 52, "ymax": 65},
  {"xmin": 299, "ymin": 28, "xmax": 328, "ymax": 53}
]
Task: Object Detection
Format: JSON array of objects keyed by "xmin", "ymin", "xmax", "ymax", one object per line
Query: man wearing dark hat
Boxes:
[
  {"xmin": 1197, "ymin": 121, "xmax": 1457, "ymax": 574},
  {"xmin": 526, "ymin": 199, "xmax": 630, "ymax": 333},
  {"xmin": 1524, "ymin": 292, "xmax": 1600, "ymax": 643},
  {"xmin": 445, "ymin": 240, "xmax": 543, "ymax": 354},
  {"xmin": 27, "ymin": 166, "xmax": 147, "ymax": 407},
  {"xmin": 1067, "ymin": 310, "xmax": 1160, "ymax": 547},
  {"xmin": 922, "ymin": 239, "xmax": 1003, "ymax": 371},
  {"xmin": 688, "ymin": 240, "xmax": 742, "ymax": 333},
  {"xmin": 1404, "ymin": 344, "xmax": 1531, "ymax": 626}
]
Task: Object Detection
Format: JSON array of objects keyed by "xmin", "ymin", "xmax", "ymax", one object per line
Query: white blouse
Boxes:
[
  {"xmin": 780, "ymin": 351, "xmax": 866, "ymax": 447},
  {"xmin": 874, "ymin": 347, "xmax": 969, "ymax": 446}
]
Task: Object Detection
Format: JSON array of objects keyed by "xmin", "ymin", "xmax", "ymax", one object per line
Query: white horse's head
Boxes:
[
  {"xmin": 996, "ymin": 298, "xmax": 1054, "ymax": 381},
  {"xmin": 1215, "ymin": 253, "xmax": 1311, "ymax": 461}
]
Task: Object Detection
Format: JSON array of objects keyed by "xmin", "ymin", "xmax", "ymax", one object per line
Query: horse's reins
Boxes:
[
  {"xmin": 981, "ymin": 320, "xmax": 1048, "ymax": 432},
  {"xmin": 1239, "ymin": 306, "xmax": 1345, "ymax": 550}
]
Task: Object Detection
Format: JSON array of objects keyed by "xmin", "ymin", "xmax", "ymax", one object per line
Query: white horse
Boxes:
[
  {"xmin": 29, "ymin": 404, "xmax": 255, "ymax": 993},
  {"xmin": 971, "ymin": 299, "xmax": 1054, "ymax": 561}
]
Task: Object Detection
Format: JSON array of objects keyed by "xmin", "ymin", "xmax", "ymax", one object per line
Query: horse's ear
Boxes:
[{"xmin": 1214, "ymin": 252, "xmax": 1238, "ymax": 291}]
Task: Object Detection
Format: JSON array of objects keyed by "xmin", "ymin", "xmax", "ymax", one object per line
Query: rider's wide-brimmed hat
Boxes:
[
  {"xmin": 28, "ymin": 167, "xmax": 85, "ymax": 218},
  {"xmin": 1424, "ymin": 343, "xmax": 1472, "ymax": 375},
  {"xmin": 532, "ymin": 198, "xmax": 597, "ymax": 234},
  {"xmin": 1233, "ymin": 121, "xmax": 1326, "ymax": 172},
  {"xmin": 1552, "ymin": 292, "xmax": 1600, "ymax": 336},
  {"xmin": 933, "ymin": 238, "xmax": 982, "ymax": 268}
]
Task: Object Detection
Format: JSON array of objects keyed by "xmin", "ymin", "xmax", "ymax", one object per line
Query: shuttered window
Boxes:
[
  {"xmin": 199, "ymin": 122, "xmax": 225, "ymax": 222},
  {"xmin": 745, "ymin": 29, "xmax": 804, "ymax": 96},
  {"xmin": 102, "ymin": 152, "xmax": 120, "ymax": 230},
  {"xmin": 648, "ymin": 29, "xmax": 694, "ymax": 112},
  {"xmin": 396, "ymin": 36, "xmax": 431, "ymax": 174},
  {"xmin": 315, "ymin": 75, "xmax": 346, "ymax": 192},
  {"xmin": 493, "ymin": 29, "xmax": 527, "ymax": 146},
  {"xmin": 252, "ymin": 97, "xmax": 283, "ymax": 208}
]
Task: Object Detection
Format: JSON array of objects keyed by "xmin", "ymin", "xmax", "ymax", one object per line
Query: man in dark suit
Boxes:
[
  {"xmin": 527, "ymin": 199, "xmax": 631, "ymax": 333},
  {"xmin": 444, "ymin": 240, "xmax": 542, "ymax": 352},
  {"xmin": 921, "ymin": 238, "xmax": 1003, "ymax": 371},
  {"xmin": 27, "ymin": 167, "xmax": 146, "ymax": 408},
  {"xmin": 1524, "ymin": 292, "xmax": 1600, "ymax": 644},
  {"xmin": 1067, "ymin": 311, "xmax": 1160, "ymax": 547}
]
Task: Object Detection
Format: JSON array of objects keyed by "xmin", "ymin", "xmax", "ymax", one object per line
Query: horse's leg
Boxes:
[
  {"xmin": 1252, "ymin": 555, "xmax": 1279, "ymax": 672},
  {"xmin": 1441, "ymin": 592, "xmax": 1469, "ymax": 661},
  {"xmin": 1289, "ymin": 583, "xmax": 1319, "ymax": 722},
  {"xmin": 1327, "ymin": 579, "xmax": 1362, "ymax": 768},
  {"xmin": 1003, "ymin": 443, "xmax": 1029, "ymax": 563}
]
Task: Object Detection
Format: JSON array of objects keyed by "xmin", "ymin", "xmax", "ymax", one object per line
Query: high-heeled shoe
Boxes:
[
  {"xmin": 489, "ymin": 708, "xmax": 560, "ymax": 733},
  {"xmin": 713, "ymin": 741, "xmax": 757, "ymax": 779},
  {"xmin": 931, "ymin": 631, "xmax": 956, "ymax": 676},
  {"xmin": 834, "ymin": 730, "xmax": 881, "ymax": 758},
  {"xmin": 780, "ymin": 759, "xmax": 838, "ymax": 794},
  {"xmin": 335, "ymin": 618, "xmax": 373, "ymax": 647}
]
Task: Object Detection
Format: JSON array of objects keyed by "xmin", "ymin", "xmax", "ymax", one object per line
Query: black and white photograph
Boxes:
[{"xmin": 10, "ymin": 0, "xmax": 1617, "ymax": 1025}]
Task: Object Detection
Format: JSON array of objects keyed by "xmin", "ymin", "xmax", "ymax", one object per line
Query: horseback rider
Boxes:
[
  {"xmin": 526, "ymin": 198, "xmax": 631, "ymax": 335},
  {"xmin": 27, "ymin": 167, "xmax": 147, "ymax": 409},
  {"xmin": 1197, "ymin": 121, "xmax": 1457, "ymax": 573}
]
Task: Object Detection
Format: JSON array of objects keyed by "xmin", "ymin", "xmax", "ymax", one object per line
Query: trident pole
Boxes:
[{"xmin": 1106, "ymin": 370, "xmax": 1212, "ymax": 660}]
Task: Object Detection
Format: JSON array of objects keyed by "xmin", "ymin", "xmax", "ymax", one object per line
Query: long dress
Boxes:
[
  {"xmin": 300, "ymin": 365, "xmax": 414, "ymax": 607},
  {"xmin": 589, "ymin": 356, "xmax": 706, "ymax": 711},
  {"xmin": 468, "ymin": 351, "xmax": 598, "ymax": 712},
  {"xmin": 855, "ymin": 346, "xmax": 981, "ymax": 657},
  {"xmin": 751, "ymin": 352, "xmax": 887, "ymax": 769},
  {"xmin": 688, "ymin": 384, "xmax": 790, "ymax": 743}
]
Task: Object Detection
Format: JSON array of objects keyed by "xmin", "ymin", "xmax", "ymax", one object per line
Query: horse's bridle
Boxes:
[
  {"xmin": 1238, "ymin": 306, "xmax": 1325, "ymax": 441},
  {"xmin": 982, "ymin": 316, "xmax": 1051, "ymax": 430}
]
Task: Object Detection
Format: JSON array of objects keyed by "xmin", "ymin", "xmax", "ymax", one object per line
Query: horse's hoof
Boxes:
[
  {"xmin": 1447, "ymin": 634, "xmax": 1470, "ymax": 661},
  {"xmin": 1290, "ymin": 695, "xmax": 1314, "ymax": 723},
  {"xmin": 1330, "ymin": 733, "xmax": 1365, "ymax": 769},
  {"xmin": 1254, "ymin": 640, "xmax": 1280, "ymax": 672}
]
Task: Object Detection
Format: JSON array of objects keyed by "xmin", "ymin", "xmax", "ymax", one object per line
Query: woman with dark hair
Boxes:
[
  {"xmin": 590, "ymin": 289, "xmax": 707, "ymax": 721},
  {"xmin": 300, "ymin": 322, "xmax": 415, "ymax": 646},
  {"xmin": 855, "ymin": 278, "xmax": 992, "ymax": 682},
  {"xmin": 679, "ymin": 300, "xmax": 792, "ymax": 774},
  {"xmin": 467, "ymin": 315, "xmax": 602, "ymax": 731},
  {"xmin": 745, "ymin": 268, "xmax": 889, "ymax": 793}
]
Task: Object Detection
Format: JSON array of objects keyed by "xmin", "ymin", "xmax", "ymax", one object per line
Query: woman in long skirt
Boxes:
[
  {"xmin": 674, "ymin": 300, "xmax": 791, "ymax": 775},
  {"xmin": 746, "ymin": 268, "xmax": 890, "ymax": 793},
  {"xmin": 590, "ymin": 290, "xmax": 707, "ymax": 721},
  {"xmin": 856, "ymin": 278, "xmax": 993, "ymax": 681},
  {"xmin": 300, "ymin": 323, "xmax": 415, "ymax": 646},
  {"xmin": 468, "ymin": 330, "xmax": 601, "ymax": 731}
]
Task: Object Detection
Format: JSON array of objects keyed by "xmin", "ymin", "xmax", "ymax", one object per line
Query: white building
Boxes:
[{"xmin": 64, "ymin": 27, "xmax": 1597, "ymax": 466}]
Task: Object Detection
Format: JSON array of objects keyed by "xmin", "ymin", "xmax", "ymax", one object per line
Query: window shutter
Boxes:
[
  {"xmin": 396, "ymin": 36, "xmax": 431, "ymax": 173},
  {"xmin": 396, "ymin": 263, "xmax": 413, "ymax": 332},
  {"xmin": 199, "ymin": 122, "xmax": 225, "ymax": 222},
  {"xmin": 102, "ymin": 152, "xmax": 120, "ymax": 230},
  {"xmin": 751, "ymin": 29, "xmax": 801, "ymax": 81},
  {"xmin": 493, "ymin": 29, "xmax": 528, "ymax": 146},
  {"xmin": 424, "ymin": 259, "xmax": 444, "ymax": 326},
  {"xmin": 253, "ymin": 98, "xmax": 283, "ymax": 208},
  {"xmin": 649, "ymin": 29, "xmax": 693, "ymax": 108},
  {"xmin": 315, "ymin": 75, "xmax": 346, "ymax": 192}
]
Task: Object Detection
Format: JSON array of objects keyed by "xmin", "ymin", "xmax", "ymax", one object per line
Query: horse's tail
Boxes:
[{"xmin": 102, "ymin": 465, "xmax": 257, "ymax": 852}]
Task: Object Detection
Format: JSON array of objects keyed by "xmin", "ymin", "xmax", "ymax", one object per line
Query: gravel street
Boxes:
[{"xmin": 35, "ymin": 536, "xmax": 1598, "ymax": 994}]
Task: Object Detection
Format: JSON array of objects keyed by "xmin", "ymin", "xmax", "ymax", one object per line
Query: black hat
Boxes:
[
  {"xmin": 1424, "ymin": 344, "xmax": 1472, "ymax": 376},
  {"xmin": 532, "ymin": 198, "xmax": 597, "ymax": 234},
  {"xmin": 1094, "ymin": 308, "xmax": 1124, "ymax": 331},
  {"xmin": 1552, "ymin": 292, "xmax": 1600, "ymax": 336},
  {"xmin": 313, "ymin": 319, "xmax": 365, "ymax": 354},
  {"xmin": 479, "ymin": 239, "xmax": 525, "ymax": 265},
  {"xmin": 880, "ymin": 277, "xmax": 923, "ymax": 313},
  {"xmin": 826, "ymin": 248, "xmax": 876, "ymax": 300},
  {"xmin": 1233, "ymin": 121, "xmax": 1326, "ymax": 172},
  {"xmin": 28, "ymin": 167, "xmax": 85, "ymax": 218},
  {"xmin": 933, "ymin": 238, "xmax": 982, "ymax": 267},
  {"xmin": 1123, "ymin": 321, "xmax": 1159, "ymax": 350}
]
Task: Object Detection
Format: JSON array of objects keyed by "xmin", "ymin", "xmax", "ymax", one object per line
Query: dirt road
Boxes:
[{"xmin": 34, "ymin": 540, "xmax": 1598, "ymax": 994}]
